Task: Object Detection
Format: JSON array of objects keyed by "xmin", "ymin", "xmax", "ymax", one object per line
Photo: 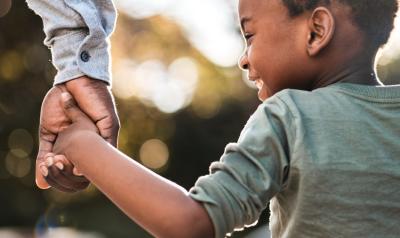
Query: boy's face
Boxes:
[{"xmin": 239, "ymin": 0, "xmax": 311, "ymax": 101}]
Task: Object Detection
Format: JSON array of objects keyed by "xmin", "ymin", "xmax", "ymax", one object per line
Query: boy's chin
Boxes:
[{"xmin": 257, "ymin": 89, "xmax": 269, "ymax": 101}]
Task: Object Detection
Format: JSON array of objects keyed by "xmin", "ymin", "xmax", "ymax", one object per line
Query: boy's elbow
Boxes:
[
  {"xmin": 166, "ymin": 199, "xmax": 214, "ymax": 238},
  {"xmin": 189, "ymin": 206, "xmax": 214, "ymax": 238}
]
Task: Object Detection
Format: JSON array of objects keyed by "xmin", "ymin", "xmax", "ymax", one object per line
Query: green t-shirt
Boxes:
[{"xmin": 189, "ymin": 83, "xmax": 400, "ymax": 238}]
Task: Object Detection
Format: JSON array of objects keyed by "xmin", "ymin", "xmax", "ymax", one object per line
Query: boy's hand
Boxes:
[
  {"xmin": 54, "ymin": 92, "xmax": 100, "ymax": 153},
  {"xmin": 40, "ymin": 92, "xmax": 99, "ymax": 192},
  {"xmin": 41, "ymin": 153, "xmax": 89, "ymax": 193}
]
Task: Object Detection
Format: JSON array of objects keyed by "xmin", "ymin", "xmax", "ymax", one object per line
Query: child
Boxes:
[{"xmin": 40, "ymin": 0, "xmax": 400, "ymax": 237}]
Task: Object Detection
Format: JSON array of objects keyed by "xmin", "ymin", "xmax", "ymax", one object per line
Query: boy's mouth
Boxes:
[
  {"xmin": 248, "ymin": 76, "xmax": 262, "ymax": 87},
  {"xmin": 249, "ymin": 78, "xmax": 268, "ymax": 101}
]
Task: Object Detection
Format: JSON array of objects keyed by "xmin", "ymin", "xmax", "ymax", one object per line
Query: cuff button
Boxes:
[{"xmin": 80, "ymin": 51, "xmax": 91, "ymax": 62}]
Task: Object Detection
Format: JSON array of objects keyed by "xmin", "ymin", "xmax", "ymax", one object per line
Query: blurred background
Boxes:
[{"xmin": 0, "ymin": 0, "xmax": 400, "ymax": 237}]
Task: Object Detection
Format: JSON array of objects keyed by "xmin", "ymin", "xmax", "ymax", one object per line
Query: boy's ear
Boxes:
[{"xmin": 306, "ymin": 7, "xmax": 335, "ymax": 56}]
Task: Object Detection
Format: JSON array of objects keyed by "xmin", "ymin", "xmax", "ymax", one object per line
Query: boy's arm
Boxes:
[
  {"xmin": 48, "ymin": 94, "xmax": 214, "ymax": 238},
  {"xmin": 58, "ymin": 133, "xmax": 214, "ymax": 238}
]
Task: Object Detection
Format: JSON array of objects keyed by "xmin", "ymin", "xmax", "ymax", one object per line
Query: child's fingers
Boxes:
[
  {"xmin": 73, "ymin": 167, "xmax": 84, "ymax": 176},
  {"xmin": 45, "ymin": 174, "xmax": 76, "ymax": 193},
  {"xmin": 48, "ymin": 154, "xmax": 72, "ymax": 171},
  {"xmin": 38, "ymin": 153, "xmax": 56, "ymax": 177},
  {"xmin": 44, "ymin": 156, "xmax": 78, "ymax": 193},
  {"xmin": 42, "ymin": 154, "xmax": 89, "ymax": 192},
  {"xmin": 51, "ymin": 154, "xmax": 88, "ymax": 183},
  {"xmin": 47, "ymin": 164, "xmax": 77, "ymax": 192},
  {"xmin": 47, "ymin": 165, "xmax": 90, "ymax": 192}
]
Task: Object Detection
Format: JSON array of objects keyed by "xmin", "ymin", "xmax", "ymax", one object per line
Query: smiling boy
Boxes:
[
  {"xmin": 42, "ymin": 0, "xmax": 400, "ymax": 237},
  {"xmin": 239, "ymin": 0, "xmax": 394, "ymax": 100}
]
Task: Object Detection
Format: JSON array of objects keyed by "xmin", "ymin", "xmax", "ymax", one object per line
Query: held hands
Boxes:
[
  {"xmin": 40, "ymin": 92, "xmax": 100, "ymax": 192},
  {"xmin": 54, "ymin": 92, "xmax": 100, "ymax": 153},
  {"xmin": 36, "ymin": 76, "xmax": 120, "ymax": 192}
]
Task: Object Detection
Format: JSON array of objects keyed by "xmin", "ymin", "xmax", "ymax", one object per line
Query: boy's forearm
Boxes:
[{"xmin": 64, "ymin": 132, "xmax": 214, "ymax": 238}]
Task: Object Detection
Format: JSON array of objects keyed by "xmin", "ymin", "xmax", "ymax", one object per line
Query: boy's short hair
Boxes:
[{"xmin": 281, "ymin": 0, "xmax": 399, "ymax": 48}]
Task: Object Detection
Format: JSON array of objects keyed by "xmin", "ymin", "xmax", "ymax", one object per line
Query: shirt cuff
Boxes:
[{"xmin": 51, "ymin": 30, "xmax": 111, "ymax": 86}]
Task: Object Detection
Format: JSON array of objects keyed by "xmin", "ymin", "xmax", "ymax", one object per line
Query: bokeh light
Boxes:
[
  {"xmin": 113, "ymin": 57, "xmax": 199, "ymax": 113},
  {"xmin": 115, "ymin": 0, "xmax": 243, "ymax": 67},
  {"xmin": 112, "ymin": 60, "xmax": 138, "ymax": 99},
  {"xmin": 378, "ymin": 15, "xmax": 400, "ymax": 66},
  {"xmin": 5, "ymin": 152, "xmax": 31, "ymax": 178},
  {"xmin": 115, "ymin": 0, "xmax": 172, "ymax": 19},
  {"xmin": 168, "ymin": 0, "xmax": 243, "ymax": 67},
  {"xmin": 191, "ymin": 89, "xmax": 222, "ymax": 119},
  {"xmin": 0, "ymin": 0, "xmax": 12, "ymax": 18},
  {"xmin": 36, "ymin": 227, "xmax": 105, "ymax": 238},
  {"xmin": 139, "ymin": 139, "xmax": 169, "ymax": 170},
  {"xmin": 0, "ymin": 50, "xmax": 24, "ymax": 81},
  {"xmin": 0, "ymin": 230, "xmax": 25, "ymax": 238},
  {"xmin": 8, "ymin": 128, "xmax": 34, "ymax": 156}
]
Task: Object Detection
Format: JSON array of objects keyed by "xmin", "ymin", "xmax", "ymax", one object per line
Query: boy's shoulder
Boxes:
[
  {"xmin": 268, "ymin": 82, "xmax": 400, "ymax": 120},
  {"xmin": 267, "ymin": 84, "xmax": 341, "ymax": 113},
  {"xmin": 264, "ymin": 83, "xmax": 367, "ymax": 121},
  {"xmin": 274, "ymin": 83, "xmax": 341, "ymax": 102}
]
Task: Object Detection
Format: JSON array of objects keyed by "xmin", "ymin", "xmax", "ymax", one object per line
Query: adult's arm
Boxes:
[
  {"xmin": 26, "ymin": 0, "xmax": 120, "ymax": 190},
  {"xmin": 26, "ymin": 0, "xmax": 116, "ymax": 85}
]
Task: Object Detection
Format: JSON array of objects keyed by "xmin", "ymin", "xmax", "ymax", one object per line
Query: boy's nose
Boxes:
[{"xmin": 238, "ymin": 53, "xmax": 249, "ymax": 70}]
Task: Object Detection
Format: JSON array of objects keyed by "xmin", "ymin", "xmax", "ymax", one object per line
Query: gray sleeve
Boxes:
[
  {"xmin": 26, "ymin": 0, "xmax": 117, "ymax": 85},
  {"xmin": 189, "ymin": 97, "xmax": 293, "ymax": 238}
]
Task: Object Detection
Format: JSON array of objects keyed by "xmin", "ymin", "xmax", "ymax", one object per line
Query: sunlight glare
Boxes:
[
  {"xmin": 114, "ymin": 0, "xmax": 243, "ymax": 67},
  {"xmin": 378, "ymin": 13, "xmax": 400, "ymax": 66},
  {"xmin": 114, "ymin": 58, "xmax": 199, "ymax": 113}
]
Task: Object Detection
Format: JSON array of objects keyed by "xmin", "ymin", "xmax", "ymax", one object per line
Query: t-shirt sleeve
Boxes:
[{"xmin": 189, "ymin": 96, "xmax": 293, "ymax": 238}]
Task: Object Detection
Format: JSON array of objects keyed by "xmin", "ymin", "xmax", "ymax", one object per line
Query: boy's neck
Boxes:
[{"xmin": 311, "ymin": 55, "xmax": 381, "ymax": 89}]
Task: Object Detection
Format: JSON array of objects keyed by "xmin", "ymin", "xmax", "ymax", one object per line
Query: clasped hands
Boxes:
[{"xmin": 36, "ymin": 76, "xmax": 120, "ymax": 192}]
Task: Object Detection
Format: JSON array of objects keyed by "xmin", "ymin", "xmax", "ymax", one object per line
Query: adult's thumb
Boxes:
[{"xmin": 61, "ymin": 92, "xmax": 86, "ymax": 122}]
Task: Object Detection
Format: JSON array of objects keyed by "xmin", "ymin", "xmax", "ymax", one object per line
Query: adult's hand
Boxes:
[{"xmin": 36, "ymin": 76, "xmax": 120, "ymax": 191}]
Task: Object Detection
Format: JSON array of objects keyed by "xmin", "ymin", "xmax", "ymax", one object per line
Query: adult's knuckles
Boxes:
[
  {"xmin": 97, "ymin": 114, "xmax": 119, "ymax": 131},
  {"xmin": 109, "ymin": 114, "xmax": 121, "ymax": 132},
  {"xmin": 111, "ymin": 118, "xmax": 120, "ymax": 132},
  {"xmin": 64, "ymin": 99, "xmax": 77, "ymax": 111},
  {"xmin": 39, "ymin": 126, "xmax": 56, "ymax": 138}
]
